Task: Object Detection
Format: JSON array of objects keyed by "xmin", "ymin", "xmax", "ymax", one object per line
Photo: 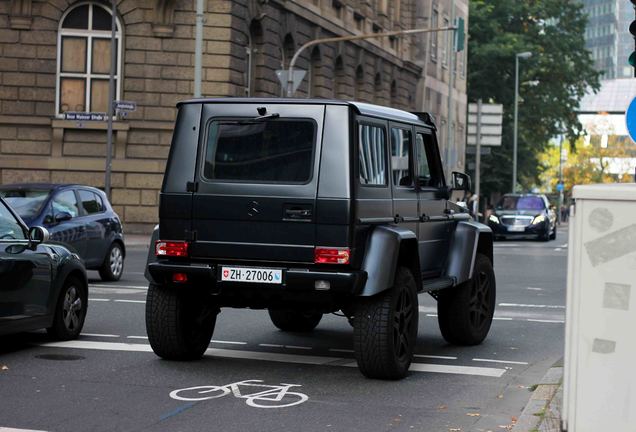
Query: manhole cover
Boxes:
[{"xmin": 35, "ymin": 354, "xmax": 85, "ymax": 361}]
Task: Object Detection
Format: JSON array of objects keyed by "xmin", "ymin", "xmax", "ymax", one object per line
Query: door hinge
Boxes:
[{"xmin": 186, "ymin": 181, "xmax": 198, "ymax": 192}]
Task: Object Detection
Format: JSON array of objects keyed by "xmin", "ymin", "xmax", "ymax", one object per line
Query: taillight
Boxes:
[
  {"xmin": 155, "ymin": 240, "xmax": 189, "ymax": 257},
  {"xmin": 314, "ymin": 247, "xmax": 350, "ymax": 264}
]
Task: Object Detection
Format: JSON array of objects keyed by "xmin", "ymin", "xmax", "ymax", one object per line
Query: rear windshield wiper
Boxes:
[{"xmin": 235, "ymin": 113, "xmax": 280, "ymax": 125}]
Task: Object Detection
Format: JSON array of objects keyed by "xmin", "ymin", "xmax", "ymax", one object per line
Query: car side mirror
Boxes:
[
  {"xmin": 55, "ymin": 212, "xmax": 72, "ymax": 222},
  {"xmin": 450, "ymin": 171, "xmax": 471, "ymax": 191},
  {"xmin": 29, "ymin": 226, "xmax": 49, "ymax": 245}
]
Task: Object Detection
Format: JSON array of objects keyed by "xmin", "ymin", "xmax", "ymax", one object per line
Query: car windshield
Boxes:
[
  {"xmin": 497, "ymin": 195, "xmax": 544, "ymax": 211},
  {"xmin": 0, "ymin": 189, "xmax": 50, "ymax": 219}
]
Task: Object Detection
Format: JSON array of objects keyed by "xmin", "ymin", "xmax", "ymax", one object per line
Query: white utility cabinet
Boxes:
[{"xmin": 563, "ymin": 183, "xmax": 636, "ymax": 431}]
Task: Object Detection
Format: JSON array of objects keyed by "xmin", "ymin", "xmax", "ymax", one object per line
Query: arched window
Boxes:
[
  {"xmin": 56, "ymin": 2, "xmax": 122, "ymax": 115},
  {"xmin": 374, "ymin": 73, "xmax": 383, "ymax": 104},
  {"xmin": 246, "ymin": 19, "xmax": 263, "ymax": 96},
  {"xmin": 309, "ymin": 47, "xmax": 321, "ymax": 98},
  {"xmin": 334, "ymin": 56, "xmax": 346, "ymax": 99},
  {"xmin": 354, "ymin": 65, "xmax": 364, "ymax": 101},
  {"xmin": 282, "ymin": 33, "xmax": 295, "ymax": 68},
  {"xmin": 390, "ymin": 80, "xmax": 398, "ymax": 107}
]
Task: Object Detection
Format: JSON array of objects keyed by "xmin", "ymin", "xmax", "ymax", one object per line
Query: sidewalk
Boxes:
[{"xmin": 512, "ymin": 362, "xmax": 563, "ymax": 432}]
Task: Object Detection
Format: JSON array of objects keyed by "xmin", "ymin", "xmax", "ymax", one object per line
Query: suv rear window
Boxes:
[{"xmin": 203, "ymin": 119, "xmax": 315, "ymax": 183}]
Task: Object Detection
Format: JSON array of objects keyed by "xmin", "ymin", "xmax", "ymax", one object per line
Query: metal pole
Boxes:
[
  {"xmin": 512, "ymin": 54, "xmax": 519, "ymax": 194},
  {"xmin": 474, "ymin": 99, "xmax": 482, "ymax": 222},
  {"xmin": 193, "ymin": 0, "xmax": 203, "ymax": 97},
  {"xmin": 445, "ymin": 0, "xmax": 456, "ymax": 179},
  {"xmin": 286, "ymin": 26, "xmax": 456, "ymax": 97},
  {"xmin": 104, "ymin": 0, "xmax": 116, "ymax": 200},
  {"xmin": 558, "ymin": 134, "xmax": 564, "ymax": 225}
]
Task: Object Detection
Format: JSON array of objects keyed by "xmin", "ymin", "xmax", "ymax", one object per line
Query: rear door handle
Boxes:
[{"xmin": 283, "ymin": 206, "xmax": 313, "ymax": 221}]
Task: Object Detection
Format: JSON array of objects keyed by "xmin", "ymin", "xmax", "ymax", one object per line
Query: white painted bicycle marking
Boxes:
[{"xmin": 170, "ymin": 380, "xmax": 308, "ymax": 409}]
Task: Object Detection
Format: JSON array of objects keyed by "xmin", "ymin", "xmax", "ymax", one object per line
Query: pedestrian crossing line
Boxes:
[
  {"xmin": 472, "ymin": 358, "xmax": 529, "ymax": 366},
  {"xmin": 37, "ymin": 340, "xmax": 507, "ymax": 378}
]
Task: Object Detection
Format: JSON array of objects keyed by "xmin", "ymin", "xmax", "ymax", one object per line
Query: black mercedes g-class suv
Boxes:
[{"xmin": 145, "ymin": 98, "xmax": 495, "ymax": 380}]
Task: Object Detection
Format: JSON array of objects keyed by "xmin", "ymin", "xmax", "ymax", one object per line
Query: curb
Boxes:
[{"xmin": 512, "ymin": 366, "xmax": 563, "ymax": 432}]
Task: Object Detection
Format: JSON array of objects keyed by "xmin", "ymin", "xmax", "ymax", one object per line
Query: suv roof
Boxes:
[{"xmin": 177, "ymin": 98, "xmax": 436, "ymax": 128}]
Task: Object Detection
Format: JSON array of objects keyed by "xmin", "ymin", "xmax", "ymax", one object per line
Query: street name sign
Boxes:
[
  {"xmin": 114, "ymin": 100, "xmax": 137, "ymax": 111},
  {"xmin": 467, "ymin": 103, "xmax": 503, "ymax": 146},
  {"xmin": 64, "ymin": 112, "xmax": 106, "ymax": 121}
]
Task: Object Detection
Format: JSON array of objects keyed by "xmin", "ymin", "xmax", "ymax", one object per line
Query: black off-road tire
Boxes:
[
  {"xmin": 98, "ymin": 242, "xmax": 124, "ymax": 281},
  {"xmin": 268, "ymin": 309, "xmax": 322, "ymax": 332},
  {"xmin": 353, "ymin": 266, "xmax": 418, "ymax": 380},
  {"xmin": 145, "ymin": 283, "xmax": 218, "ymax": 360},
  {"xmin": 437, "ymin": 254, "xmax": 495, "ymax": 345},
  {"xmin": 47, "ymin": 276, "xmax": 87, "ymax": 340}
]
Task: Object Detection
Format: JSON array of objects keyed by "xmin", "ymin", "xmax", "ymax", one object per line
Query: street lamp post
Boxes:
[{"xmin": 512, "ymin": 51, "xmax": 532, "ymax": 193}]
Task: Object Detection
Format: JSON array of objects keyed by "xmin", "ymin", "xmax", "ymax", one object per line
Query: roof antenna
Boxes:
[{"xmin": 257, "ymin": 107, "xmax": 267, "ymax": 116}]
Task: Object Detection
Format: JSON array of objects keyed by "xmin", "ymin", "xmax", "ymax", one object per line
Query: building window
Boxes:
[
  {"xmin": 309, "ymin": 47, "xmax": 321, "ymax": 98},
  {"xmin": 442, "ymin": 16, "xmax": 449, "ymax": 68},
  {"xmin": 56, "ymin": 2, "xmax": 122, "ymax": 115},
  {"xmin": 246, "ymin": 20, "xmax": 263, "ymax": 96},
  {"xmin": 374, "ymin": 73, "xmax": 383, "ymax": 104},
  {"xmin": 334, "ymin": 56, "xmax": 346, "ymax": 98},
  {"xmin": 430, "ymin": 8, "xmax": 438, "ymax": 62},
  {"xmin": 355, "ymin": 65, "xmax": 364, "ymax": 101},
  {"xmin": 390, "ymin": 79, "xmax": 397, "ymax": 107}
]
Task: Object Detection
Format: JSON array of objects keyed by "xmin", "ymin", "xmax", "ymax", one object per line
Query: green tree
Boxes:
[{"xmin": 467, "ymin": 0, "xmax": 600, "ymax": 197}]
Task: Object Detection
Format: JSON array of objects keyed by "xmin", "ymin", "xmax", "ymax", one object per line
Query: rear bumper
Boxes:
[{"xmin": 147, "ymin": 261, "xmax": 367, "ymax": 297}]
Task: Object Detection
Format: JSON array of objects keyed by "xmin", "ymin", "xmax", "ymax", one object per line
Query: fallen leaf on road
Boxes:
[
  {"xmin": 449, "ymin": 428, "xmax": 461, "ymax": 432},
  {"xmin": 466, "ymin": 413, "xmax": 481, "ymax": 417},
  {"xmin": 497, "ymin": 394, "xmax": 504, "ymax": 399},
  {"xmin": 437, "ymin": 404, "xmax": 448, "ymax": 411},
  {"xmin": 1, "ymin": 365, "xmax": 8, "ymax": 371}
]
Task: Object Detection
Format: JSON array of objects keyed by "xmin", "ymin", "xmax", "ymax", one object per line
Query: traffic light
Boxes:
[{"xmin": 455, "ymin": 17, "xmax": 465, "ymax": 52}]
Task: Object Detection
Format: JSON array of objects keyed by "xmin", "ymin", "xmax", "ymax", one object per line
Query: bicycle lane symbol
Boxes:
[{"xmin": 169, "ymin": 379, "xmax": 309, "ymax": 409}]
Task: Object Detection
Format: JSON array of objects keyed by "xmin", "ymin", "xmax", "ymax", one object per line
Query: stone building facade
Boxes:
[{"xmin": 0, "ymin": 0, "xmax": 467, "ymax": 233}]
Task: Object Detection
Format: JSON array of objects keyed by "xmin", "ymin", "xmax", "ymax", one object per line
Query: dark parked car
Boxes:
[
  {"xmin": 145, "ymin": 98, "xmax": 495, "ymax": 380},
  {"xmin": 487, "ymin": 193, "xmax": 557, "ymax": 241},
  {"xmin": 0, "ymin": 184, "xmax": 125, "ymax": 281},
  {"xmin": 0, "ymin": 196, "xmax": 87, "ymax": 339}
]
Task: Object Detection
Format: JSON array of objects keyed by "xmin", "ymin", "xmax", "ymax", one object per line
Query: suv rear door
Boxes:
[{"xmin": 190, "ymin": 103, "xmax": 325, "ymax": 264}]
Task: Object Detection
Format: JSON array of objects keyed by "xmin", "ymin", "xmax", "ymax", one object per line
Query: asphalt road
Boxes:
[{"xmin": 0, "ymin": 227, "xmax": 569, "ymax": 432}]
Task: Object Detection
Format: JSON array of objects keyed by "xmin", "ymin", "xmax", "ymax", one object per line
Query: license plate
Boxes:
[
  {"xmin": 220, "ymin": 266, "xmax": 283, "ymax": 284},
  {"xmin": 508, "ymin": 226, "xmax": 525, "ymax": 232}
]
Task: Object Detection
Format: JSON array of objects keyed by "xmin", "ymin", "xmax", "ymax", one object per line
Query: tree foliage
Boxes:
[{"xmin": 467, "ymin": 0, "xmax": 600, "ymax": 197}]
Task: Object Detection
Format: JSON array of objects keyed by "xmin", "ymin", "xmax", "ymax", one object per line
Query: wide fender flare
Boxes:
[
  {"xmin": 446, "ymin": 220, "xmax": 493, "ymax": 285},
  {"xmin": 360, "ymin": 225, "xmax": 418, "ymax": 297}
]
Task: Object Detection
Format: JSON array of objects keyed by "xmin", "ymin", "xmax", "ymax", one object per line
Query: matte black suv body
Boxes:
[{"xmin": 145, "ymin": 98, "xmax": 496, "ymax": 379}]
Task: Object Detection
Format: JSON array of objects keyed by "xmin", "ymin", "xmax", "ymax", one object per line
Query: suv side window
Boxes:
[
  {"xmin": 359, "ymin": 123, "xmax": 388, "ymax": 186},
  {"xmin": 415, "ymin": 133, "xmax": 432, "ymax": 187},
  {"xmin": 0, "ymin": 200, "xmax": 26, "ymax": 240},
  {"xmin": 52, "ymin": 190, "xmax": 79, "ymax": 218},
  {"xmin": 78, "ymin": 190, "xmax": 104, "ymax": 214},
  {"xmin": 391, "ymin": 127, "xmax": 413, "ymax": 187}
]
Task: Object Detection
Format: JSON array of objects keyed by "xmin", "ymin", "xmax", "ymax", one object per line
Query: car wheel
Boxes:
[
  {"xmin": 437, "ymin": 254, "xmax": 495, "ymax": 345},
  {"xmin": 550, "ymin": 225, "xmax": 557, "ymax": 240},
  {"xmin": 145, "ymin": 283, "xmax": 218, "ymax": 360},
  {"xmin": 46, "ymin": 275, "xmax": 87, "ymax": 340},
  {"xmin": 353, "ymin": 266, "xmax": 418, "ymax": 380},
  {"xmin": 98, "ymin": 242, "xmax": 125, "ymax": 281},
  {"xmin": 268, "ymin": 309, "xmax": 322, "ymax": 332}
]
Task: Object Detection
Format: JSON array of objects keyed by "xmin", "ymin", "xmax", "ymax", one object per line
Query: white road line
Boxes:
[
  {"xmin": 328, "ymin": 348, "xmax": 354, "ymax": 353},
  {"xmin": 89, "ymin": 298, "xmax": 110, "ymax": 302},
  {"xmin": 127, "ymin": 336, "xmax": 148, "ymax": 340},
  {"xmin": 472, "ymin": 358, "xmax": 529, "ymax": 366},
  {"xmin": 498, "ymin": 303, "xmax": 565, "ymax": 309},
  {"xmin": 493, "ymin": 243, "xmax": 521, "ymax": 247},
  {"xmin": 492, "ymin": 317, "xmax": 513, "ymax": 321},
  {"xmin": 81, "ymin": 333, "xmax": 120, "ymax": 338},
  {"xmin": 258, "ymin": 343, "xmax": 311, "ymax": 350},
  {"xmin": 527, "ymin": 319, "xmax": 565, "ymax": 324},
  {"xmin": 414, "ymin": 354, "xmax": 457, "ymax": 360},
  {"xmin": 113, "ymin": 299, "xmax": 146, "ymax": 304},
  {"xmin": 0, "ymin": 428, "xmax": 49, "ymax": 432},
  {"xmin": 284, "ymin": 345, "xmax": 312, "ymax": 350},
  {"xmin": 554, "ymin": 248, "xmax": 562, "ymax": 251},
  {"xmin": 527, "ymin": 287, "xmax": 544, "ymax": 291},
  {"xmin": 89, "ymin": 284, "xmax": 147, "ymax": 290},
  {"xmin": 37, "ymin": 340, "xmax": 507, "ymax": 378},
  {"xmin": 211, "ymin": 340, "xmax": 246, "ymax": 345},
  {"xmin": 259, "ymin": 343, "xmax": 283, "ymax": 348},
  {"xmin": 426, "ymin": 313, "xmax": 438, "ymax": 317}
]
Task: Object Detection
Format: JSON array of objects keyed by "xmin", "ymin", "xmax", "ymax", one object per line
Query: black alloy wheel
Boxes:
[
  {"xmin": 437, "ymin": 254, "xmax": 496, "ymax": 345},
  {"xmin": 47, "ymin": 276, "xmax": 87, "ymax": 340}
]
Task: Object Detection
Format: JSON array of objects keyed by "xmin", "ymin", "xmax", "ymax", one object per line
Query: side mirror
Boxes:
[
  {"xmin": 450, "ymin": 171, "xmax": 471, "ymax": 191},
  {"xmin": 55, "ymin": 212, "xmax": 72, "ymax": 223},
  {"xmin": 29, "ymin": 226, "xmax": 49, "ymax": 245}
]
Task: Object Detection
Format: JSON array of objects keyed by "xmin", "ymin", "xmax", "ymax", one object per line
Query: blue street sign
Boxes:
[
  {"xmin": 627, "ymin": 97, "xmax": 636, "ymax": 143},
  {"xmin": 556, "ymin": 183, "xmax": 564, "ymax": 192}
]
